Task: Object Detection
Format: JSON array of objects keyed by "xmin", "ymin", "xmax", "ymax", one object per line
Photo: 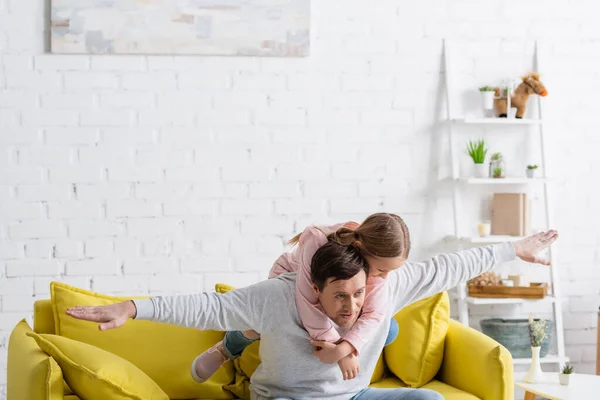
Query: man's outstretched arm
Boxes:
[
  {"xmin": 66, "ymin": 278, "xmax": 284, "ymax": 333},
  {"xmin": 389, "ymin": 230, "xmax": 558, "ymax": 312}
]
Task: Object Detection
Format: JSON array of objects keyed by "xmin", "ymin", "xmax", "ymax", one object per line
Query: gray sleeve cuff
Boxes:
[
  {"xmin": 494, "ymin": 242, "xmax": 516, "ymax": 264},
  {"xmin": 132, "ymin": 299, "xmax": 155, "ymax": 320}
]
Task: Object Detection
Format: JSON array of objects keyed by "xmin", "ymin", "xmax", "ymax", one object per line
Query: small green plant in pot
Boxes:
[
  {"xmin": 479, "ymin": 86, "xmax": 496, "ymax": 111},
  {"xmin": 526, "ymin": 164, "xmax": 538, "ymax": 178},
  {"xmin": 490, "ymin": 152, "xmax": 505, "ymax": 178},
  {"xmin": 466, "ymin": 139, "xmax": 488, "ymax": 178},
  {"xmin": 559, "ymin": 364, "xmax": 574, "ymax": 386}
]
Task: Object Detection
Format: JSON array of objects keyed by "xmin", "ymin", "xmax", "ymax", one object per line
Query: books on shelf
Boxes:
[{"xmin": 491, "ymin": 193, "xmax": 530, "ymax": 236}]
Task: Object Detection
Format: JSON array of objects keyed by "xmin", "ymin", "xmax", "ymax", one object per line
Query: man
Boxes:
[{"xmin": 67, "ymin": 230, "xmax": 558, "ymax": 400}]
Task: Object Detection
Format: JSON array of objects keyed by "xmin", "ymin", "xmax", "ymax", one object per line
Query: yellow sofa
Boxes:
[{"xmin": 7, "ymin": 282, "xmax": 514, "ymax": 400}]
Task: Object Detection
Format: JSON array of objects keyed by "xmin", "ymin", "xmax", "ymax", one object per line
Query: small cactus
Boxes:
[{"xmin": 561, "ymin": 364, "xmax": 574, "ymax": 374}]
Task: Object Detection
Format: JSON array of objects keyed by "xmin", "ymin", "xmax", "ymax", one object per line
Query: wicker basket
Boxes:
[{"xmin": 480, "ymin": 318, "xmax": 553, "ymax": 359}]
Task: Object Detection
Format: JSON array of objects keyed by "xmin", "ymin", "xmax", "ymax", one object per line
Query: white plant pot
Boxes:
[
  {"xmin": 473, "ymin": 163, "xmax": 487, "ymax": 178},
  {"xmin": 526, "ymin": 169, "xmax": 535, "ymax": 178},
  {"xmin": 559, "ymin": 373, "xmax": 570, "ymax": 386},
  {"xmin": 481, "ymin": 91, "xmax": 495, "ymax": 110},
  {"xmin": 523, "ymin": 346, "xmax": 544, "ymax": 383}
]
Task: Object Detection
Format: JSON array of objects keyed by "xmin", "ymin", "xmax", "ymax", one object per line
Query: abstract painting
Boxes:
[{"xmin": 51, "ymin": 0, "xmax": 310, "ymax": 56}]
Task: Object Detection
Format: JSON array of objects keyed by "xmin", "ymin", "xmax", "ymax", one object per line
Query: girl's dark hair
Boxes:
[
  {"xmin": 329, "ymin": 213, "xmax": 411, "ymax": 259},
  {"xmin": 287, "ymin": 213, "xmax": 411, "ymax": 261},
  {"xmin": 310, "ymin": 241, "xmax": 370, "ymax": 291}
]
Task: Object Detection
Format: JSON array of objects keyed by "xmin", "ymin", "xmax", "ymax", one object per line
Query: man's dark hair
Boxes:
[{"xmin": 310, "ymin": 241, "xmax": 370, "ymax": 291}]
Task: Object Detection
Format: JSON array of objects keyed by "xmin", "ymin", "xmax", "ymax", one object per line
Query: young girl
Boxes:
[{"xmin": 191, "ymin": 213, "xmax": 410, "ymax": 383}]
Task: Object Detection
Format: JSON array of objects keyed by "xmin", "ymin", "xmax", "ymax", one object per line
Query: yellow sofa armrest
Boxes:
[
  {"xmin": 438, "ymin": 319, "xmax": 513, "ymax": 400},
  {"xmin": 7, "ymin": 319, "xmax": 64, "ymax": 400}
]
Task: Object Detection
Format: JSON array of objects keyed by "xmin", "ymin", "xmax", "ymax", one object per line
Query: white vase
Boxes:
[
  {"xmin": 559, "ymin": 373, "xmax": 570, "ymax": 386},
  {"xmin": 481, "ymin": 91, "xmax": 495, "ymax": 110},
  {"xmin": 473, "ymin": 163, "xmax": 487, "ymax": 178},
  {"xmin": 523, "ymin": 346, "xmax": 544, "ymax": 383}
]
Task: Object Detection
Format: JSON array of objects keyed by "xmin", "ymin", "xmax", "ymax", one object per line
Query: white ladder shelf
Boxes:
[{"xmin": 443, "ymin": 39, "xmax": 567, "ymax": 366}]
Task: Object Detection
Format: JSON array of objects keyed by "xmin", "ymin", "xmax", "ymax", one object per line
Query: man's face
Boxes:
[{"xmin": 312, "ymin": 270, "xmax": 367, "ymax": 329}]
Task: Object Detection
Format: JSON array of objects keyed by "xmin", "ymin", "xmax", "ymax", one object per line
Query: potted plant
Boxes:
[
  {"xmin": 526, "ymin": 164, "xmax": 538, "ymax": 178},
  {"xmin": 523, "ymin": 317, "xmax": 548, "ymax": 383},
  {"xmin": 490, "ymin": 152, "xmax": 505, "ymax": 178},
  {"xmin": 479, "ymin": 86, "xmax": 496, "ymax": 110},
  {"xmin": 559, "ymin": 364, "xmax": 574, "ymax": 385},
  {"xmin": 466, "ymin": 139, "xmax": 488, "ymax": 178}
]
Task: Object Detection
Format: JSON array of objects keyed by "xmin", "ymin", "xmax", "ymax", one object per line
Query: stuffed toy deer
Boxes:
[{"xmin": 494, "ymin": 73, "xmax": 548, "ymax": 118}]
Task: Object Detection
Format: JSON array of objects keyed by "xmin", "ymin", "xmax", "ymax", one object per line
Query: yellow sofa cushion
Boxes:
[
  {"xmin": 384, "ymin": 292, "xmax": 449, "ymax": 388},
  {"xmin": 27, "ymin": 331, "xmax": 169, "ymax": 400},
  {"xmin": 50, "ymin": 281, "xmax": 234, "ymax": 399},
  {"xmin": 7, "ymin": 319, "xmax": 64, "ymax": 400},
  {"xmin": 214, "ymin": 283, "xmax": 386, "ymax": 400}
]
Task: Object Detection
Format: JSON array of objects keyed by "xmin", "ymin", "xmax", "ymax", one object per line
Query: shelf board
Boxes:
[
  {"xmin": 459, "ymin": 177, "xmax": 547, "ymax": 184},
  {"xmin": 513, "ymin": 355, "xmax": 569, "ymax": 365},
  {"xmin": 460, "ymin": 235, "xmax": 525, "ymax": 244},
  {"xmin": 466, "ymin": 296, "xmax": 556, "ymax": 305},
  {"xmin": 451, "ymin": 117, "xmax": 542, "ymax": 125}
]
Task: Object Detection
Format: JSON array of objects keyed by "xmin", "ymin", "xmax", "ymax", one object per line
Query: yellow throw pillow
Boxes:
[
  {"xmin": 384, "ymin": 292, "xmax": 449, "ymax": 387},
  {"xmin": 50, "ymin": 281, "xmax": 234, "ymax": 399},
  {"xmin": 27, "ymin": 332, "xmax": 168, "ymax": 400}
]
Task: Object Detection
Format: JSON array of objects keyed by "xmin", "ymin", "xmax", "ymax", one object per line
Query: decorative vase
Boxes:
[
  {"xmin": 474, "ymin": 163, "xmax": 487, "ymax": 178},
  {"xmin": 523, "ymin": 346, "xmax": 544, "ymax": 383},
  {"xmin": 481, "ymin": 91, "xmax": 495, "ymax": 110},
  {"xmin": 559, "ymin": 373, "xmax": 570, "ymax": 386}
]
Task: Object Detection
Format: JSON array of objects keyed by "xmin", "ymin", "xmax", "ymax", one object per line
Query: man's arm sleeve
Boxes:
[{"xmin": 133, "ymin": 278, "xmax": 283, "ymax": 333}]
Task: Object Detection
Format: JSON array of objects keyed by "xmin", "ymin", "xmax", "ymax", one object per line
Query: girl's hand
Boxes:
[
  {"xmin": 66, "ymin": 300, "xmax": 136, "ymax": 331},
  {"xmin": 337, "ymin": 353, "xmax": 360, "ymax": 380},
  {"xmin": 513, "ymin": 230, "xmax": 559, "ymax": 265},
  {"xmin": 310, "ymin": 340, "xmax": 343, "ymax": 364}
]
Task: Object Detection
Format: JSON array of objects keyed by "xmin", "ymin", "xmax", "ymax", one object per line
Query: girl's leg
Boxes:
[
  {"xmin": 191, "ymin": 330, "xmax": 260, "ymax": 383},
  {"xmin": 384, "ymin": 318, "xmax": 399, "ymax": 346},
  {"xmin": 221, "ymin": 330, "xmax": 260, "ymax": 359}
]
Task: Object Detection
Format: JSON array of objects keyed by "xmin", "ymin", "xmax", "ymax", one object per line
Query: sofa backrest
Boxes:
[{"xmin": 34, "ymin": 300, "xmax": 55, "ymax": 334}]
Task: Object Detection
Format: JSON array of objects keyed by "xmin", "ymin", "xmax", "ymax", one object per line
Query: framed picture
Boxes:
[{"xmin": 51, "ymin": 0, "xmax": 310, "ymax": 57}]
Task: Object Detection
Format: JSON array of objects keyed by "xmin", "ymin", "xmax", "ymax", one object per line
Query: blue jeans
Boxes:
[
  {"xmin": 222, "ymin": 330, "xmax": 259, "ymax": 360},
  {"xmin": 274, "ymin": 388, "xmax": 443, "ymax": 400},
  {"xmin": 352, "ymin": 388, "xmax": 444, "ymax": 400},
  {"xmin": 225, "ymin": 318, "xmax": 399, "ymax": 359},
  {"xmin": 385, "ymin": 318, "xmax": 399, "ymax": 346}
]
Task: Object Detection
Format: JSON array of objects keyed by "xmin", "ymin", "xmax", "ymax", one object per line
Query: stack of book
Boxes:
[{"xmin": 491, "ymin": 193, "xmax": 530, "ymax": 236}]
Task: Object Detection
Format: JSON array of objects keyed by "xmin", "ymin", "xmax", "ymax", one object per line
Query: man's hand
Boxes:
[
  {"xmin": 66, "ymin": 300, "xmax": 137, "ymax": 331},
  {"xmin": 512, "ymin": 230, "xmax": 559, "ymax": 265},
  {"xmin": 310, "ymin": 340, "xmax": 343, "ymax": 364},
  {"xmin": 337, "ymin": 353, "xmax": 360, "ymax": 380}
]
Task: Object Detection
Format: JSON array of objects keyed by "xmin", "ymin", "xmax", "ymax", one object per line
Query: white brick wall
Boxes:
[{"xmin": 1, "ymin": 0, "xmax": 600, "ymax": 397}]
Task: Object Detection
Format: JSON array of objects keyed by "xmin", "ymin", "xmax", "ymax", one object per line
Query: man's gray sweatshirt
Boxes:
[{"xmin": 134, "ymin": 242, "xmax": 515, "ymax": 400}]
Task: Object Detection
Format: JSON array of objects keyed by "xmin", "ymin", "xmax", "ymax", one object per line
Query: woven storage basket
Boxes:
[{"xmin": 480, "ymin": 318, "xmax": 553, "ymax": 359}]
